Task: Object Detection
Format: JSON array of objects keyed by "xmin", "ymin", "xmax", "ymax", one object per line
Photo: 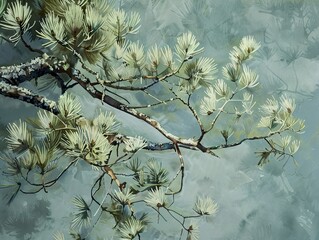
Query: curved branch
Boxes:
[
  {"xmin": 0, "ymin": 56, "xmax": 222, "ymax": 154},
  {"xmin": 166, "ymin": 143, "xmax": 185, "ymax": 195},
  {"xmin": 65, "ymin": 66, "xmax": 199, "ymax": 147},
  {"xmin": 0, "ymin": 79, "xmax": 185, "ymax": 153}
]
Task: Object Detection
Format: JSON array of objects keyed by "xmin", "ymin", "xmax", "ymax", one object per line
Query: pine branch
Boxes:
[
  {"xmin": 1, "ymin": 55, "xmax": 291, "ymax": 158},
  {"xmin": 0, "ymin": 81, "xmax": 59, "ymax": 113},
  {"xmin": 0, "ymin": 55, "xmax": 53, "ymax": 85},
  {"xmin": 0, "ymin": 64, "xmax": 181, "ymax": 153},
  {"xmin": 64, "ymin": 65, "xmax": 200, "ymax": 147},
  {"xmin": 204, "ymin": 129, "xmax": 291, "ymax": 151},
  {"xmin": 0, "ymin": 56, "xmax": 200, "ymax": 148}
]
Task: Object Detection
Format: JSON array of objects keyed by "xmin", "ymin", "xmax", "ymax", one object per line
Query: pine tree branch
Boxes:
[
  {"xmin": 0, "ymin": 55, "xmax": 53, "ymax": 85},
  {"xmin": 0, "ymin": 83, "xmax": 182, "ymax": 152},
  {"xmin": 63, "ymin": 66, "xmax": 200, "ymax": 147},
  {"xmin": 0, "ymin": 56, "xmax": 199, "ymax": 147},
  {"xmin": 203, "ymin": 129, "xmax": 290, "ymax": 151},
  {"xmin": 0, "ymin": 80, "xmax": 59, "ymax": 113},
  {"xmin": 0, "ymin": 71, "xmax": 182, "ymax": 152},
  {"xmin": 4, "ymin": 55, "xmax": 283, "ymax": 157}
]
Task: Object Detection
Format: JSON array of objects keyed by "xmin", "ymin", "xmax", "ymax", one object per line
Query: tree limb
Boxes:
[{"xmin": 0, "ymin": 81, "xmax": 59, "ymax": 113}]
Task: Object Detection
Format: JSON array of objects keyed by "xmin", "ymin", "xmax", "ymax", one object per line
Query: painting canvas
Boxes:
[{"xmin": 0, "ymin": 0, "xmax": 318, "ymax": 239}]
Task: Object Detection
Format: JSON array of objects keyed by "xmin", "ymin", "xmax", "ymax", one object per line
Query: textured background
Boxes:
[{"xmin": 1, "ymin": 0, "xmax": 319, "ymax": 239}]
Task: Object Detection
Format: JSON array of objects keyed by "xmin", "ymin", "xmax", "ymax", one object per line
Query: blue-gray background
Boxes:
[{"xmin": 1, "ymin": 0, "xmax": 319, "ymax": 239}]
